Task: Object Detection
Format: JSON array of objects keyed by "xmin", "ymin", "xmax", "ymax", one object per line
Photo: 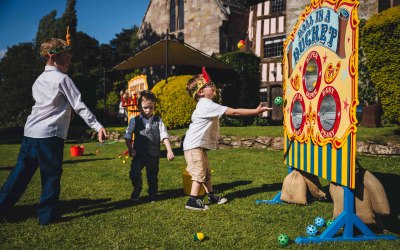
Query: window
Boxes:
[
  {"xmin": 263, "ymin": 36, "xmax": 285, "ymax": 58},
  {"xmin": 178, "ymin": 0, "xmax": 184, "ymax": 30},
  {"xmin": 271, "ymin": 0, "xmax": 285, "ymax": 13},
  {"xmin": 170, "ymin": 0, "xmax": 176, "ymax": 32},
  {"xmin": 170, "ymin": 0, "xmax": 184, "ymax": 32}
]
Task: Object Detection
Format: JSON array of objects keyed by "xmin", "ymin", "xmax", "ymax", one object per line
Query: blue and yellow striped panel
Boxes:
[{"xmin": 284, "ymin": 134, "xmax": 355, "ymax": 188}]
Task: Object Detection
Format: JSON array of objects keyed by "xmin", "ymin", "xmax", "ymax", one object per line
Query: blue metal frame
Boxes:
[{"xmin": 295, "ymin": 186, "xmax": 398, "ymax": 244}]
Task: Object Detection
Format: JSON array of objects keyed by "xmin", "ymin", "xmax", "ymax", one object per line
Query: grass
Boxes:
[
  {"xmin": 116, "ymin": 125, "xmax": 400, "ymax": 144},
  {"xmin": 0, "ymin": 135, "xmax": 399, "ymax": 249}
]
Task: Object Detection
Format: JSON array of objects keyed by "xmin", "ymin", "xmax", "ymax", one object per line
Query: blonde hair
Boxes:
[
  {"xmin": 186, "ymin": 74, "xmax": 208, "ymax": 102},
  {"xmin": 40, "ymin": 38, "xmax": 71, "ymax": 61}
]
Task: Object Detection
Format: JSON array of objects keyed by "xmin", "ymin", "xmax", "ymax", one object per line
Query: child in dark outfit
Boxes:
[{"xmin": 124, "ymin": 90, "xmax": 174, "ymax": 202}]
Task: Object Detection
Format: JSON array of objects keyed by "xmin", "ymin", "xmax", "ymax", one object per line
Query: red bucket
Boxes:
[{"xmin": 70, "ymin": 145, "xmax": 84, "ymax": 157}]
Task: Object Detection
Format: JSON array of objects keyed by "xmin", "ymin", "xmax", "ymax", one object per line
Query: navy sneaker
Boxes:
[
  {"xmin": 207, "ymin": 194, "xmax": 228, "ymax": 204},
  {"xmin": 185, "ymin": 198, "xmax": 209, "ymax": 210}
]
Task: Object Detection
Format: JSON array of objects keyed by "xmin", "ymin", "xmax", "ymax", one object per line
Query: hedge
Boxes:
[
  {"xmin": 362, "ymin": 6, "xmax": 400, "ymax": 124},
  {"xmin": 152, "ymin": 75, "xmax": 196, "ymax": 129}
]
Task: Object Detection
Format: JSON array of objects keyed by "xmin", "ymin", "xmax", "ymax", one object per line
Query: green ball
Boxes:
[
  {"xmin": 277, "ymin": 234, "xmax": 289, "ymax": 246},
  {"xmin": 274, "ymin": 96, "xmax": 283, "ymax": 106},
  {"xmin": 326, "ymin": 219, "xmax": 334, "ymax": 227}
]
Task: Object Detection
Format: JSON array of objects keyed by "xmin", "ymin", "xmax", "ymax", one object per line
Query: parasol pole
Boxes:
[{"xmin": 165, "ymin": 29, "xmax": 169, "ymax": 84}]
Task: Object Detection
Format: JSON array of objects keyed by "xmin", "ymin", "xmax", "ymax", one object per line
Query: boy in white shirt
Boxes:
[
  {"xmin": 0, "ymin": 37, "xmax": 108, "ymax": 225},
  {"xmin": 183, "ymin": 67, "xmax": 273, "ymax": 210}
]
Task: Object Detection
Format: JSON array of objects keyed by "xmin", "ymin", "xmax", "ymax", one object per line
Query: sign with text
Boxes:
[{"xmin": 283, "ymin": 0, "xmax": 360, "ymax": 188}]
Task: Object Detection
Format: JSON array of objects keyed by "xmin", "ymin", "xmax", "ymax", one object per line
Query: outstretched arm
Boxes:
[{"xmin": 224, "ymin": 103, "xmax": 273, "ymax": 116}]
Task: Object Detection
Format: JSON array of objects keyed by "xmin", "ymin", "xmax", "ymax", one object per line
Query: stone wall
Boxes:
[
  {"xmin": 104, "ymin": 131, "xmax": 400, "ymax": 155},
  {"xmin": 138, "ymin": 0, "xmax": 228, "ymax": 55}
]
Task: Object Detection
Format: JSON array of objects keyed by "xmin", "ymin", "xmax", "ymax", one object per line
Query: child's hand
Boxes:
[
  {"xmin": 98, "ymin": 128, "xmax": 109, "ymax": 143},
  {"xmin": 167, "ymin": 150, "xmax": 174, "ymax": 161},
  {"xmin": 129, "ymin": 148, "xmax": 136, "ymax": 157},
  {"xmin": 257, "ymin": 103, "xmax": 273, "ymax": 114}
]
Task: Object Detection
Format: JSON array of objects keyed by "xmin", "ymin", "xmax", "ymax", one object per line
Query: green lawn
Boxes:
[
  {"xmin": 109, "ymin": 125, "xmax": 400, "ymax": 144},
  {"xmin": 0, "ymin": 135, "xmax": 399, "ymax": 249}
]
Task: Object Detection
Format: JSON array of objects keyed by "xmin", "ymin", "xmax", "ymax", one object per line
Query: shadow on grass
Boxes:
[
  {"xmin": 223, "ymin": 182, "xmax": 282, "ymax": 201},
  {"xmin": 372, "ymin": 171, "xmax": 400, "ymax": 234},
  {"xmin": 0, "ymin": 180, "xmax": 256, "ymax": 224},
  {"xmin": 0, "ymin": 198, "xmax": 112, "ymax": 224},
  {"xmin": 63, "ymin": 158, "xmax": 115, "ymax": 165},
  {"xmin": 0, "ymin": 166, "xmax": 14, "ymax": 171},
  {"xmin": 63, "ymin": 180, "xmax": 253, "ymax": 219}
]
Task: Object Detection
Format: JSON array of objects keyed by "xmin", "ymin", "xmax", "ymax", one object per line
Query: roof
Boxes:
[{"xmin": 112, "ymin": 39, "xmax": 232, "ymax": 71}]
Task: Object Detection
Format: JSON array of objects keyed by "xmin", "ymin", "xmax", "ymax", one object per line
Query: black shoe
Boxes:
[
  {"xmin": 131, "ymin": 189, "xmax": 141, "ymax": 202},
  {"xmin": 208, "ymin": 194, "xmax": 228, "ymax": 204},
  {"xmin": 185, "ymin": 198, "xmax": 209, "ymax": 210}
]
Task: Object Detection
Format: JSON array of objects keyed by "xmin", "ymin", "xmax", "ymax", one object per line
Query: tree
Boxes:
[
  {"xmin": 58, "ymin": 0, "xmax": 77, "ymax": 44},
  {"xmin": 0, "ymin": 43, "xmax": 42, "ymax": 127},
  {"xmin": 110, "ymin": 26, "xmax": 140, "ymax": 62},
  {"xmin": 69, "ymin": 32, "xmax": 102, "ymax": 110},
  {"xmin": 35, "ymin": 11, "xmax": 58, "ymax": 47}
]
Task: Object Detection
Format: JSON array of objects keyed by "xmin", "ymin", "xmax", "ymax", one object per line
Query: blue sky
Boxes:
[{"xmin": 0, "ymin": 0, "xmax": 150, "ymax": 59}]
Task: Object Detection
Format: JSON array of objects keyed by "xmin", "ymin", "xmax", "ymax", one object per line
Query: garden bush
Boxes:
[
  {"xmin": 362, "ymin": 6, "xmax": 400, "ymax": 124},
  {"xmin": 152, "ymin": 75, "xmax": 196, "ymax": 129}
]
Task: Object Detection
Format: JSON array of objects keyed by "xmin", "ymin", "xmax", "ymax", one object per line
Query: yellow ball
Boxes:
[
  {"xmin": 194, "ymin": 232, "xmax": 204, "ymax": 241},
  {"xmin": 122, "ymin": 160, "xmax": 126, "ymax": 164}
]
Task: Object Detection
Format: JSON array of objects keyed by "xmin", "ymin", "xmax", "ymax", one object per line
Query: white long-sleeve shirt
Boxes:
[{"xmin": 24, "ymin": 66, "xmax": 103, "ymax": 139}]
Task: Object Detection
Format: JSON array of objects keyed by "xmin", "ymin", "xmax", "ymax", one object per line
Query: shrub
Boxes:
[
  {"xmin": 362, "ymin": 6, "xmax": 400, "ymax": 124},
  {"xmin": 152, "ymin": 75, "xmax": 196, "ymax": 129},
  {"xmin": 358, "ymin": 19, "xmax": 378, "ymax": 106}
]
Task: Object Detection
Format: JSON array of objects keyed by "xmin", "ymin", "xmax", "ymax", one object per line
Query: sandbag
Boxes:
[
  {"xmin": 281, "ymin": 170, "xmax": 308, "ymax": 205},
  {"xmin": 363, "ymin": 170, "xmax": 390, "ymax": 215},
  {"xmin": 301, "ymin": 171, "xmax": 327, "ymax": 200},
  {"xmin": 329, "ymin": 182, "xmax": 376, "ymax": 225}
]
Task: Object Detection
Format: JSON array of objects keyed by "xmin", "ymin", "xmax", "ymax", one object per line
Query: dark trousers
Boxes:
[
  {"xmin": 0, "ymin": 136, "xmax": 64, "ymax": 225},
  {"xmin": 129, "ymin": 155, "xmax": 159, "ymax": 197}
]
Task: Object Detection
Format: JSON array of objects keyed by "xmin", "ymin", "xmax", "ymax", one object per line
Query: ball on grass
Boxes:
[
  {"xmin": 306, "ymin": 225, "xmax": 318, "ymax": 236},
  {"xmin": 326, "ymin": 219, "xmax": 334, "ymax": 227},
  {"xmin": 194, "ymin": 232, "xmax": 204, "ymax": 241},
  {"xmin": 314, "ymin": 217, "xmax": 325, "ymax": 227},
  {"xmin": 277, "ymin": 234, "xmax": 289, "ymax": 246}
]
